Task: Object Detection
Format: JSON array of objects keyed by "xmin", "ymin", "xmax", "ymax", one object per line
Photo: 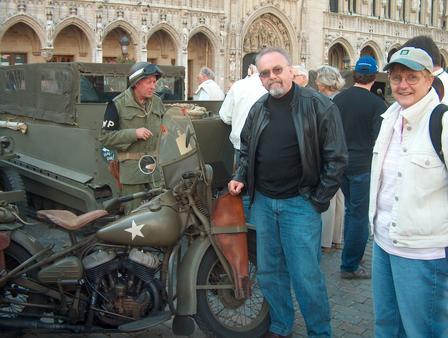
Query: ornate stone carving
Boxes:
[
  {"xmin": 96, "ymin": 13, "xmax": 103, "ymax": 48},
  {"xmin": 69, "ymin": 6, "xmax": 77, "ymax": 16},
  {"xmin": 41, "ymin": 48, "xmax": 54, "ymax": 62},
  {"xmin": 243, "ymin": 14, "xmax": 288, "ymax": 53},
  {"xmin": 182, "ymin": 26, "xmax": 189, "ymax": 52},
  {"xmin": 17, "ymin": 1, "xmax": 26, "ymax": 12},
  {"xmin": 46, "ymin": 11, "xmax": 54, "ymax": 48}
]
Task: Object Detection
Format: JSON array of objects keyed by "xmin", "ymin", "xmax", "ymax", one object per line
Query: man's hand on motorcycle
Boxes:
[
  {"xmin": 228, "ymin": 180, "xmax": 244, "ymax": 196},
  {"xmin": 136, "ymin": 128, "xmax": 153, "ymax": 140}
]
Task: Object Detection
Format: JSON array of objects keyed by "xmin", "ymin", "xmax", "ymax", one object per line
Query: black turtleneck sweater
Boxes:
[{"xmin": 255, "ymin": 86, "xmax": 301, "ymax": 199}]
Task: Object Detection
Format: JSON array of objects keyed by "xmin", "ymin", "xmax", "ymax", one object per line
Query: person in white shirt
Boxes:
[
  {"xmin": 193, "ymin": 66, "xmax": 225, "ymax": 100},
  {"xmin": 370, "ymin": 46, "xmax": 448, "ymax": 337},
  {"xmin": 219, "ymin": 64, "xmax": 267, "ymax": 153},
  {"xmin": 219, "ymin": 65, "xmax": 267, "ymax": 221}
]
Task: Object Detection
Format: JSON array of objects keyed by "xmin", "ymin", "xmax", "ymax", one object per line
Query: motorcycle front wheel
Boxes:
[
  {"xmin": 0, "ymin": 242, "xmax": 46, "ymax": 319},
  {"xmin": 195, "ymin": 233, "xmax": 269, "ymax": 338}
]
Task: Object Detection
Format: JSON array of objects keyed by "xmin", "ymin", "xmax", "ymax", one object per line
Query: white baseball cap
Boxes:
[{"xmin": 383, "ymin": 47, "xmax": 433, "ymax": 72}]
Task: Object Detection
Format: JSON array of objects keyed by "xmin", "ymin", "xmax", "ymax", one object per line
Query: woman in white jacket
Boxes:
[{"xmin": 369, "ymin": 46, "xmax": 448, "ymax": 337}]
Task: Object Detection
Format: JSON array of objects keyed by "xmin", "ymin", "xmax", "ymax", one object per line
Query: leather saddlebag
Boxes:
[{"xmin": 211, "ymin": 193, "xmax": 250, "ymax": 299}]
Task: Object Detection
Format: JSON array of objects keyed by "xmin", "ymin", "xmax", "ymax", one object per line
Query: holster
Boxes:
[
  {"xmin": 0, "ymin": 231, "xmax": 11, "ymax": 273},
  {"xmin": 108, "ymin": 160, "xmax": 122, "ymax": 189},
  {"xmin": 211, "ymin": 193, "xmax": 250, "ymax": 299}
]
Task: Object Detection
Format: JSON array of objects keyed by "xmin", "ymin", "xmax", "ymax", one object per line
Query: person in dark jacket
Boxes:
[
  {"xmin": 228, "ymin": 47, "xmax": 347, "ymax": 338},
  {"xmin": 333, "ymin": 56, "xmax": 388, "ymax": 279}
]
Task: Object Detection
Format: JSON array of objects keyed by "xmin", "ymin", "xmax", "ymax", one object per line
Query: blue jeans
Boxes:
[
  {"xmin": 252, "ymin": 191, "xmax": 331, "ymax": 337},
  {"xmin": 340, "ymin": 172, "xmax": 370, "ymax": 272},
  {"xmin": 372, "ymin": 243, "xmax": 448, "ymax": 338}
]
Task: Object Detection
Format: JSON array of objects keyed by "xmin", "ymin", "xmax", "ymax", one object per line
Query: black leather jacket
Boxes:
[{"xmin": 233, "ymin": 84, "xmax": 348, "ymax": 213}]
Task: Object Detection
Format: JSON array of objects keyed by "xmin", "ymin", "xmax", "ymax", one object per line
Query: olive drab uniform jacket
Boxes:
[{"xmin": 99, "ymin": 87, "xmax": 165, "ymax": 185}]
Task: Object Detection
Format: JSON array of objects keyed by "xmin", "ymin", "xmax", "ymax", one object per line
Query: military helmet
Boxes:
[{"xmin": 128, "ymin": 62, "xmax": 163, "ymax": 87}]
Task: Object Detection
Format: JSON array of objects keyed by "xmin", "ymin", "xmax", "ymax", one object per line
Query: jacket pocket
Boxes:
[
  {"xmin": 408, "ymin": 153, "xmax": 445, "ymax": 198},
  {"xmin": 410, "ymin": 154, "xmax": 443, "ymax": 169}
]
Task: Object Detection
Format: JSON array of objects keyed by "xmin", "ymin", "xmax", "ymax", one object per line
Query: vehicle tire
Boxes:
[
  {"xmin": 0, "ymin": 241, "xmax": 46, "ymax": 327},
  {"xmin": 195, "ymin": 233, "xmax": 269, "ymax": 338},
  {"xmin": 0, "ymin": 167, "xmax": 28, "ymax": 218}
]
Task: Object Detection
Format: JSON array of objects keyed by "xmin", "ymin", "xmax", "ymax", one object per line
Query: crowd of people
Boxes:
[
  {"xmin": 100, "ymin": 34, "xmax": 447, "ymax": 338},
  {"xmin": 224, "ymin": 36, "xmax": 447, "ymax": 338}
]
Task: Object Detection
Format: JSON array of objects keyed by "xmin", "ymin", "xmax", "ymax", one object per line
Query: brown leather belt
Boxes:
[{"xmin": 117, "ymin": 152, "xmax": 146, "ymax": 161}]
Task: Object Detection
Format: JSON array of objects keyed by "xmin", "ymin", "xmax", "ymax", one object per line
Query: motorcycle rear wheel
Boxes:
[{"xmin": 195, "ymin": 233, "xmax": 269, "ymax": 338}]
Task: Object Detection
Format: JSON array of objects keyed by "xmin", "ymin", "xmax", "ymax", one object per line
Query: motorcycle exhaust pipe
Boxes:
[{"xmin": 0, "ymin": 318, "xmax": 101, "ymax": 333}]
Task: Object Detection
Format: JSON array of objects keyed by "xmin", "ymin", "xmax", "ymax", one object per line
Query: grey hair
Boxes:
[
  {"xmin": 315, "ymin": 65, "xmax": 345, "ymax": 91},
  {"xmin": 247, "ymin": 64, "xmax": 258, "ymax": 76},
  {"xmin": 199, "ymin": 66, "xmax": 215, "ymax": 80},
  {"xmin": 255, "ymin": 47, "xmax": 292, "ymax": 67},
  {"xmin": 292, "ymin": 65, "xmax": 308, "ymax": 78}
]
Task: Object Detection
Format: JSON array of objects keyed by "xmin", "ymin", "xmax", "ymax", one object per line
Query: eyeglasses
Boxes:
[
  {"xmin": 388, "ymin": 73, "xmax": 426, "ymax": 86},
  {"xmin": 259, "ymin": 66, "xmax": 285, "ymax": 79}
]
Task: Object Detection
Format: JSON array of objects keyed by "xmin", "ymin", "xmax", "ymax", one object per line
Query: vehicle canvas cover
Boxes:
[
  {"xmin": 0, "ymin": 63, "xmax": 79, "ymax": 124},
  {"xmin": 0, "ymin": 63, "xmax": 185, "ymax": 125}
]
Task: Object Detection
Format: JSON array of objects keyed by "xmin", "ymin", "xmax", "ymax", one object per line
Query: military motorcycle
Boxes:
[{"xmin": 0, "ymin": 108, "xmax": 269, "ymax": 337}]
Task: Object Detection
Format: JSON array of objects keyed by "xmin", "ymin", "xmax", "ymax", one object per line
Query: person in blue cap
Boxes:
[{"xmin": 333, "ymin": 55, "xmax": 388, "ymax": 279}]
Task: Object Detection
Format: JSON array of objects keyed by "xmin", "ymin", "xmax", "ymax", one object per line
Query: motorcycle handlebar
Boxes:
[{"xmin": 102, "ymin": 188, "xmax": 163, "ymax": 212}]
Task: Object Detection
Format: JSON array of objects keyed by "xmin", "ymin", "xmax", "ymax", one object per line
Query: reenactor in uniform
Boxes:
[{"xmin": 100, "ymin": 62, "xmax": 165, "ymax": 214}]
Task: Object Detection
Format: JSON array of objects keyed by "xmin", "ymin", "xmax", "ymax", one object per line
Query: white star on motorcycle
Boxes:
[{"xmin": 125, "ymin": 220, "xmax": 145, "ymax": 240}]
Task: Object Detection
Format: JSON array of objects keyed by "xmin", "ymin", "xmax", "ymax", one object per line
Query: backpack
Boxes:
[{"xmin": 429, "ymin": 104, "xmax": 447, "ymax": 166}]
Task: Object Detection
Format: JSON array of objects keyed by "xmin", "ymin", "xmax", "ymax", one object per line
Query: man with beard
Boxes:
[
  {"xmin": 100, "ymin": 62, "xmax": 165, "ymax": 214},
  {"xmin": 228, "ymin": 47, "xmax": 347, "ymax": 338}
]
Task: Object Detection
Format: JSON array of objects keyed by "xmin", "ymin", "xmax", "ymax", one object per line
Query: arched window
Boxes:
[
  {"xmin": 399, "ymin": 0, "xmax": 406, "ymax": 21},
  {"xmin": 348, "ymin": 0, "xmax": 357, "ymax": 13},
  {"xmin": 417, "ymin": 0, "xmax": 422, "ymax": 24},
  {"xmin": 430, "ymin": 0, "xmax": 435, "ymax": 26},
  {"xmin": 372, "ymin": 0, "xmax": 377, "ymax": 16},
  {"xmin": 330, "ymin": 0, "xmax": 338, "ymax": 12}
]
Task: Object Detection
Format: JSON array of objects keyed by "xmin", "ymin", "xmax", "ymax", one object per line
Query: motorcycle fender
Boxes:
[
  {"xmin": 176, "ymin": 237, "xmax": 211, "ymax": 315},
  {"xmin": 10, "ymin": 229, "xmax": 46, "ymax": 256}
]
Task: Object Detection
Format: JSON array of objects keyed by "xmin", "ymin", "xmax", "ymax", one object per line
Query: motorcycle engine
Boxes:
[{"xmin": 82, "ymin": 248, "xmax": 162, "ymax": 326}]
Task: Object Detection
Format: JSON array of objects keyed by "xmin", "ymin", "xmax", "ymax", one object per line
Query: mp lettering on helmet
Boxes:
[{"xmin": 103, "ymin": 120, "xmax": 115, "ymax": 128}]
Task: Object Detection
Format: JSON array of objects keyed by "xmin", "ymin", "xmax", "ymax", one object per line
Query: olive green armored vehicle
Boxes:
[
  {"xmin": 0, "ymin": 136, "xmax": 26, "ymax": 218},
  {"xmin": 0, "ymin": 63, "xmax": 231, "ymax": 213}
]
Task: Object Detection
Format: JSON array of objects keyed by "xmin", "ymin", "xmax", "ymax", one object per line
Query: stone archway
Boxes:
[
  {"xmin": 147, "ymin": 30, "xmax": 177, "ymax": 66},
  {"xmin": 102, "ymin": 28, "xmax": 136, "ymax": 63},
  {"xmin": 0, "ymin": 22, "xmax": 41, "ymax": 64},
  {"xmin": 51, "ymin": 25, "xmax": 91, "ymax": 62},
  {"xmin": 243, "ymin": 13, "xmax": 292, "ymax": 56},
  {"xmin": 187, "ymin": 32, "xmax": 214, "ymax": 98},
  {"xmin": 360, "ymin": 46, "xmax": 377, "ymax": 59},
  {"xmin": 328, "ymin": 43, "xmax": 349, "ymax": 70},
  {"xmin": 387, "ymin": 47, "xmax": 400, "ymax": 63}
]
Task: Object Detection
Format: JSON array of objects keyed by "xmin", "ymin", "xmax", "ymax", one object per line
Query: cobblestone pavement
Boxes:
[{"xmin": 18, "ymin": 222, "xmax": 374, "ymax": 338}]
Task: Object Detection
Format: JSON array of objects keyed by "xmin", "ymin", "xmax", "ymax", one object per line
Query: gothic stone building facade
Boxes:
[{"xmin": 1, "ymin": 0, "xmax": 448, "ymax": 97}]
